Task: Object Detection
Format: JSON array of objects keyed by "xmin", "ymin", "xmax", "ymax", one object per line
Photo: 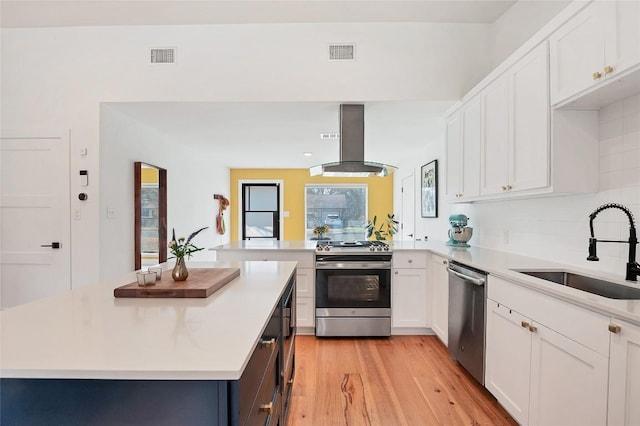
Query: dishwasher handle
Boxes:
[{"xmin": 447, "ymin": 267, "xmax": 486, "ymax": 286}]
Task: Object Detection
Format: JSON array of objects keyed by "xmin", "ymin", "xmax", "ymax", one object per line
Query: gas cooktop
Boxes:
[{"xmin": 315, "ymin": 240, "xmax": 390, "ymax": 252}]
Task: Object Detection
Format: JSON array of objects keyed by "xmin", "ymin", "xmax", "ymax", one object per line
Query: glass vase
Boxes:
[{"xmin": 172, "ymin": 257, "xmax": 189, "ymax": 281}]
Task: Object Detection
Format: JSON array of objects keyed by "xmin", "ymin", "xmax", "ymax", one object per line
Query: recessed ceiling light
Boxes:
[{"xmin": 303, "ymin": 152, "xmax": 313, "ymax": 157}]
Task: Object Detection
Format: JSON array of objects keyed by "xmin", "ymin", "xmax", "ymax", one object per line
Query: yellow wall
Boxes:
[
  {"xmin": 229, "ymin": 169, "xmax": 393, "ymax": 241},
  {"xmin": 141, "ymin": 166, "xmax": 159, "ymax": 184}
]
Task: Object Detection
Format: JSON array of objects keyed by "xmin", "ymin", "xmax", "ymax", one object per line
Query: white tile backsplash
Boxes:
[{"xmin": 466, "ymin": 93, "xmax": 640, "ymax": 278}]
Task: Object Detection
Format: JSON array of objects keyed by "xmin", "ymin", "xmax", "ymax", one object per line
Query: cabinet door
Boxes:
[
  {"xmin": 391, "ymin": 268, "xmax": 427, "ymax": 329},
  {"xmin": 549, "ymin": 1, "xmax": 610, "ymax": 104},
  {"xmin": 296, "ymin": 297, "xmax": 315, "ymax": 328},
  {"xmin": 529, "ymin": 321, "xmax": 609, "ymax": 426},
  {"xmin": 296, "ymin": 268, "xmax": 314, "ymax": 298},
  {"xmin": 613, "ymin": 0, "xmax": 640, "ymax": 76},
  {"xmin": 445, "ymin": 111, "xmax": 463, "ymax": 201},
  {"xmin": 461, "ymin": 97, "xmax": 481, "ymax": 198},
  {"xmin": 485, "ymin": 299, "xmax": 532, "ymax": 426},
  {"xmin": 480, "ymin": 74, "xmax": 510, "ymax": 196},
  {"xmin": 608, "ymin": 319, "xmax": 640, "ymax": 426},
  {"xmin": 510, "ymin": 43, "xmax": 549, "ymax": 192},
  {"xmin": 430, "ymin": 255, "xmax": 449, "ymax": 345}
]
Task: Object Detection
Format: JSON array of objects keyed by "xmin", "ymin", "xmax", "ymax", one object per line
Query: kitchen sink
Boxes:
[{"xmin": 512, "ymin": 270, "xmax": 640, "ymax": 300}]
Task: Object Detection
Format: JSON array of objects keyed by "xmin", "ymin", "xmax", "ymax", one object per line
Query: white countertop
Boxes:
[
  {"xmin": 212, "ymin": 240, "xmax": 640, "ymax": 325},
  {"xmin": 0, "ymin": 261, "xmax": 297, "ymax": 381}
]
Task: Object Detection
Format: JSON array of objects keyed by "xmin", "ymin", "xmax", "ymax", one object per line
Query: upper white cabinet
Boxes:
[
  {"xmin": 445, "ymin": 97, "xmax": 481, "ymax": 201},
  {"xmin": 480, "ymin": 43, "xmax": 549, "ymax": 196},
  {"xmin": 550, "ymin": 0, "xmax": 640, "ymax": 106},
  {"xmin": 608, "ymin": 318, "xmax": 640, "ymax": 426}
]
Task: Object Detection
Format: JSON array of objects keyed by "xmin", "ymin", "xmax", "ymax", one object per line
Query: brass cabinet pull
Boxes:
[
  {"xmin": 608, "ymin": 323, "xmax": 621, "ymax": 334},
  {"xmin": 259, "ymin": 402, "xmax": 273, "ymax": 414},
  {"xmin": 521, "ymin": 321, "xmax": 530, "ymax": 328},
  {"xmin": 528, "ymin": 325, "xmax": 538, "ymax": 333},
  {"xmin": 604, "ymin": 65, "xmax": 614, "ymax": 75},
  {"xmin": 260, "ymin": 338, "xmax": 276, "ymax": 349},
  {"xmin": 593, "ymin": 71, "xmax": 602, "ymax": 80},
  {"xmin": 506, "ymin": 185, "xmax": 512, "ymax": 190}
]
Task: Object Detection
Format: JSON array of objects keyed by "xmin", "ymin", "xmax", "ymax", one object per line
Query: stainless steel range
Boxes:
[{"xmin": 315, "ymin": 240, "xmax": 392, "ymax": 337}]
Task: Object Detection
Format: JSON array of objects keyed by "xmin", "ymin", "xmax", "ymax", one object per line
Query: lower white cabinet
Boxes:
[
  {"xmin": 391, "ymin": 267, "xmax": 428, "ymax": 330},
  {"xmin": 430, "ymin": 254, "xmax": 449, "ymax": 345},
  {"xmin": 295, "ymin": 268, "xmax": 315, "ymax": 330},
  {"xmin": 608, "ymin": 318, "xmax": 640, "ymax": 425},
  {"xmin": 486, "ymin": 276, "xmax": 612, "ymax": 426},
  {"xmin": 391, "ymin": 251, "xmax": 428, "ymax": 332},
  {"xmin": 486, "ymin": 297, "xmax": 609, "ymax": 426}
]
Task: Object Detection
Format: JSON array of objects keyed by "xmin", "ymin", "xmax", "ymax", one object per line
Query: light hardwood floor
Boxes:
[{"xmin": 286, "ymin": 335, "xmax": 517, "ymax": 426}]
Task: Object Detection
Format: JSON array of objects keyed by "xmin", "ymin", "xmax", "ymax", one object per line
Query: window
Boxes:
[{"xmin": 305, "ymin": 185, "xmax": 367, "ymax": 241}]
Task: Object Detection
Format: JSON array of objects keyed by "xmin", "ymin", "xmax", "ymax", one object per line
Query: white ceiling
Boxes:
[
  {"xmin": 109, "ymin": 101, "xmax": 455, "ymax": 168},
  {"xmin": 1, "ymin": 1, "xmax": 516, "ymax": 28}
]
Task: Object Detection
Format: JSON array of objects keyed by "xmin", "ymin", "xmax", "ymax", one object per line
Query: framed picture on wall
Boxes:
[{"xmin": 421, "ymin": 160, "xmax": 438, "ymax": 218}]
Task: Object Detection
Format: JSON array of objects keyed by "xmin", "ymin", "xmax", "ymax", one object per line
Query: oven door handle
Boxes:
[{"xmin": 316, "ymin": 261, "xmax": 392, "ymax": 269}]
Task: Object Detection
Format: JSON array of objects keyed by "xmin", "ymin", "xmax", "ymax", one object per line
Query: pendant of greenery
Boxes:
[{"xmin": 365, "ymin": 214, "xmax": 398, "ymax": 241}]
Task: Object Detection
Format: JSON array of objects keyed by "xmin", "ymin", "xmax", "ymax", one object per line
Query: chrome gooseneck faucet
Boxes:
[{"xmin": 587, "ymin": 203, "xmax": 640, "ymax": 281}]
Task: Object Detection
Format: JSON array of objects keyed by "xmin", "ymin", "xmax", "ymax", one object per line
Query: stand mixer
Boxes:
[{"xmin": 446, "ymin": 214, "xmax": 473, "ymax": 247}]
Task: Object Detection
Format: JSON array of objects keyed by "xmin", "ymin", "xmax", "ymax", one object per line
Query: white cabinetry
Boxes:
[
  {"xmin": 608, "ymin": 318, "xmax": 640, "ymax": 425},
  {"xmin": 480, "ymin": 43, "xmax": 549, "ymax": 196},
  {"xmin": 486, "ymin": 276, "xmax": 610, "ymax": 426},
  {"xmin": 430, "ymin": 254, "xmax": 449, "ymax": 345},
  {"xmin": 445, "ymin": 96, "xmax": 481, "ymax": 201},
  {"xmin": 214, "ymin": 250, "xmax": 315, "ymax": 333},
  {"xmin": 391, "ymin": 251, "xmax": 428, "ymax": 333},
  {"xmin": 550, "ymin": 0, "xmax": 640, "ymax": 106}
]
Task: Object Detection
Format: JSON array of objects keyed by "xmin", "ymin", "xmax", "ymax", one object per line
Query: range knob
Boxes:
[
  {"xmin": 369, "ymin": 246, "xmax": 375, "ymax": 251},
  {"xmin": 377, "ymin": 246, "xmax": 383, "ymax": 251},
  {"xmin": 383, "ymin": 246, "xmax": 389, "ymax": 251}
]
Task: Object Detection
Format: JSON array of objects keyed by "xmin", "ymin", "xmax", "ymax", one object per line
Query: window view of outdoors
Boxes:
[
  {"xmin": 141, "ymin": 185, "xmax": 159, "ymax": 266},
  {"xmin": 305, "ymin": 185, "xmax": 367, "ymax": 241}
]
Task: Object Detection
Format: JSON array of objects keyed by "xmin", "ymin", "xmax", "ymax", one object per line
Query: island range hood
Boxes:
[{"xmin": 310, "ymin": 104, "xmax": 397, "ymax": 177}]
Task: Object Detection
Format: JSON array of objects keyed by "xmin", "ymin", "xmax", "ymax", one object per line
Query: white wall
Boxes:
[
  {"xmin": 461, "ymin": 94, "xmax": 640, "ymax": 278},
  {"xmin": 1, "ymin": 22, "xmax": 492, "ymax": 287},
  {"xmin": 99, "ymin": 105, "xmax": 228, "ymax": 281},
  {"xmin": 489, "ymin": 0, "xmax": 572, "ymax": 68}
]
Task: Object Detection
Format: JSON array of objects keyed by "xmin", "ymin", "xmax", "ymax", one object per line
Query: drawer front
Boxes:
[
  {"xmin": 245, "ymin": 354, "xmax": 279, "ymax": 426},
  {"xmin": 238, "ymin": 312, "xmax": 280, "ymax": 424},
  {"xmin": 488, "ymin": 275, "xmax": 610, "ymax": 356},
  {"xmin": 392, "ymin": 251, "xmax": 427, "ymax": 269}
]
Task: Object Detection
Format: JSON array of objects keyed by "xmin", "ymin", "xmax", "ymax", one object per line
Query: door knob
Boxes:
[{"xmin": 41, "ymin": 242, "xmax": 61, "ymax": 249}]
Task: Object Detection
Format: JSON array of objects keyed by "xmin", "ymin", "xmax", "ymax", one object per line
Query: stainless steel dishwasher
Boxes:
[{"xmin": 447, "ymin": 261, "xmax": 488, "ymax": 385}]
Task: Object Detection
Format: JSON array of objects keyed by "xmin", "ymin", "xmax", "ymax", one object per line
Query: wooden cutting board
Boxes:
[{"xmin": 114, "ymin": 267, "xmax": 240, "ymax": 298}]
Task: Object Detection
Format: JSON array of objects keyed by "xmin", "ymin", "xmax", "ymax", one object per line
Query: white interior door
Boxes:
[
  {"xmin": 1, "ymin": 133, "xmax": 71, "ymax": 309},
  {"xmin": 401, "ymin": 174, "xmax": 415, "ymax": 240}
]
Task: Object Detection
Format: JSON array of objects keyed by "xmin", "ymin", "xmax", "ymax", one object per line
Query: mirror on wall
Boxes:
[{"xmin": 134, "ymin": 162, "xmax": 167, "ymax": 270}]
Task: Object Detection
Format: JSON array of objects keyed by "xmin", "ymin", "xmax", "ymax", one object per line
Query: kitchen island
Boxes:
[{"xmin": 0, "ymin": 261, "xmax": 297, "ymax": 426}]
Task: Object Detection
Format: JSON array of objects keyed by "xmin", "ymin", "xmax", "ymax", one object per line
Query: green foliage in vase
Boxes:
[
  {"xmin": 365, "ymin": 214, "xmax": 398, "ymax": 241},
  {"xmin": 168, "ymin": 227, "xmax": 208, "ymax": 260}
]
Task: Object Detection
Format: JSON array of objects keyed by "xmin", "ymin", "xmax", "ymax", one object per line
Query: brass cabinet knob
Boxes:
[
  {"xmin": 259, "ymin": 338, "xmax": 276, "ymax": 349},
  {"xmin": 408, "ymin": 259, "xmax": 413, "ymax": 263},
  {"xmin": 593, "ymin": 71, "xmax": 602, "ymax": 80},
  {"xmin": 521, "ymin": 321, "xmax": 530, "ymax": 328},
  {"xmin": 287, "ymin": 379, "xmax": 294, "ymax": 385},
  {"xmin": 259, "ymin": 402, "xmax": 274, "ymax": 414},
  {"xmin": 394, "ymin": 271, "xmax": 399, "ymax": 275},
  {"xmin": 506, "ymin": 185, "xmax": 512, "ymax": 190},
  {"xmin": 442, "ymin": 260, "xmax": 447, "ymax": 265},
  {"xmin": 604, "ymin": 65, "xmax": 614, "ymax": 75},
  {"xmin": 528, "ymin": 325, "xmax": 538, "ymax": 333},
  {"xmin": 608, "ymin": 323, "xmax": 621, "ymax": 334},
  {"xmin": 501, "ymin": 185, "xmax": 507, "ymax": 191}
]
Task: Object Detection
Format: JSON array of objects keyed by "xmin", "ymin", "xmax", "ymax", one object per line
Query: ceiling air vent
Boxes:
[
  {"xmin": 329, "ymin": 44, "xmax": 355, "ymax": 61},
  {"xmin": 150, "ymin": 48, "xmax": 176, "ymax": 64}
]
